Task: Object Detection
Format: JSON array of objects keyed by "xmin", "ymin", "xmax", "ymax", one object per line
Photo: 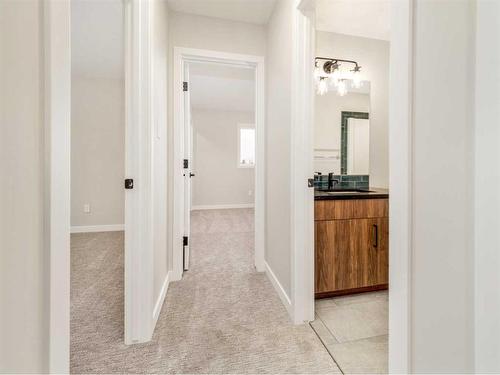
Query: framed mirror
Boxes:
[
  {"xmin": 341, "ymin": 111, "xmax": 369, "ymax": 174},
  {"xmin": 314, "ymin": 80, "xmax": 370, "ymax": 175}
]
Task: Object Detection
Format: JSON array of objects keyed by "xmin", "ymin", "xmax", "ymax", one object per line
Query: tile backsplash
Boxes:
[{"xmin": 314, "ymin": 174, "xmax": 369, "ymax": 190}]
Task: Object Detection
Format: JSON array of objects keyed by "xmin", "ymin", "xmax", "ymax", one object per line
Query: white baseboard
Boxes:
[
  {"xmin": 191, "ymin": 203, "xmax": 254, "ymax": 210},
  {"xmin": 70, "ymin": 224, "xmax": 124, "ymax": 233},
  {"xmin": 152, "ymin": 272, "xmax": 170, "ymax": 328},
  {"xmin": 265, "ymin": 261, "xmax": 293, "ymax": 317}
]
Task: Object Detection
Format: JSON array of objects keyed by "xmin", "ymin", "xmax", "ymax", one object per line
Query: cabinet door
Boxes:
[
  {"xmin": 369, "ymin": 217, "xmax": 389, "ymax": 285},
  {"xmin": 315, "ymin": 220, "xmax": 364, "ymax": 292},
  {"xmin": 315, "ymin": 218, "xmax": 389, "ymax": 293}
]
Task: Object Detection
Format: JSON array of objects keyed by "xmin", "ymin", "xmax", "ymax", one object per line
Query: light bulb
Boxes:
[
  {"xmin": 352, "ymin": 71, "xmax": 362, "ymax": 88},
  {"xmin": 329, "ymin": 68, "xmax": 340, "ymax": 87},
  {"xmin": 337, "ymin": 80, "xmax": 347, "ymax": 96},
  {"xmin": 314, "ymin": 65, "xmax": 321, "ymax": 84},
  {"xmin": 352, "ymin": 67, "xmax": 362, "ymax": 89},
  {"xmin": 317, "ymin": 78, "xmax": 328, "ymax": 96}
]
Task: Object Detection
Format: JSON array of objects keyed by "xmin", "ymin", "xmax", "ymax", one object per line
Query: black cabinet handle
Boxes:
[
  {"xmin": 189, "ymin": 173, "xmax": 195, "ymax": 178},
  {"xmin": 372, "ymin": 224, "xmax": 378, "ymax": 248}
]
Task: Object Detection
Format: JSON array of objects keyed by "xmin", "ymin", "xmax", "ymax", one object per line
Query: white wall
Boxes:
[
  {"xmin": 265, "ymin": 0, "xmax": 294, "ymax": 297},
  {"xmin": 71, "ymin": 0, "xmax": 124, "ymax": 229},
  {"xmin": 192, "ymin": 109, "xmax": 255, "ymax": 208},
  {"xmin": 316, "ymin": 31, "xmax": 389, "ymax": 188},
  {"xmin": 0, "ymin": 1, "xmax": 47, "ymax": 372},
  {"xmin": 410, "ymin": 0, "xmax": 475, "ymax": 372},
  {"xmin": 71, "ymin": 77, "xmax": 124, "ymax": 227},
  {"xmin": 168, "ymin": 11, "xmax": 267, "ymax": 57},
  {"xmin": 474, "ymin": 0, "xmax": 500, "ymax": 372},
  {"xmin": 314, "ymin": 92, "xmax": 369, "ymax": 174},
  {"xmin": 152, "ymin": 0, "xmax": 169, "ymax": 309}
]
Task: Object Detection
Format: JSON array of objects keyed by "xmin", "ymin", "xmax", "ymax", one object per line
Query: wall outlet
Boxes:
[
  {"xmin": 83, "ymin": 203, "xmax": 91, "ymax": 214},
  {"xmin": 248, "ymin": 190, "xmax": 253, "ymax": 196}
]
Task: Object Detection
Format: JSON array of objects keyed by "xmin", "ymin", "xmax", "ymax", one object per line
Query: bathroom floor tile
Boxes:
[
  {"xmin": 326, "ymin": 335, "xmax": 388, "ymax": 374},
  {"xmin": 317, "ymin": 299, "xmax": 388, "ymax": 342}
]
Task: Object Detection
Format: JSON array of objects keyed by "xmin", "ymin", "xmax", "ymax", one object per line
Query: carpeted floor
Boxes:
[{"xmin": 71, "ymin": 208, "xmax": 340, "ymax": 374}]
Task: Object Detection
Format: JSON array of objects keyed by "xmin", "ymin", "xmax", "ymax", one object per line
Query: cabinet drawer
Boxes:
[{"xmin": 315, "ymin": 199, "xmax": 388, "ymax": 220}]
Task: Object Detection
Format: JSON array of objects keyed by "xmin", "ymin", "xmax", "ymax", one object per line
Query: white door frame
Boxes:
[
  {"xmin": 124, "ymin": 0, "xmax": 157, "ymax": 345},
  {"xmin": 293, "ymin": 0, "xmax": 414, "ymax": 372},
  {"xmin": 290, "ymin": 0, "xmax": 316, "ymax": 325},
  {"xmin": 43, "ymin": 0, "xmax": 71, "ymax": 372},
  {"xmin": 172, "ymin": 47, "xmax": 266, "ymax": 280},
  {"xmin": 45, "ymin": 0, "xmax": 163, "ymax": 369}
]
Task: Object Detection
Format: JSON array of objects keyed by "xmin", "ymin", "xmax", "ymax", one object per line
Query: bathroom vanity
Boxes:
[{"xmin": 314, "ymin": 189, "xmax": 389, "ymax": 298}]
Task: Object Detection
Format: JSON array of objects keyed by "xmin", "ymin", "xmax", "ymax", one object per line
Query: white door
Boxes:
[{"xmin": 183, "ymin": 62, "xmax": 193, "ymax": 271}]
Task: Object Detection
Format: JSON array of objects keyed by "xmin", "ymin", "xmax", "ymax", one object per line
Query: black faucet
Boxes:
[{"xmin": 328, "ymin": 173, "xmax": 340, "ymax": 190}]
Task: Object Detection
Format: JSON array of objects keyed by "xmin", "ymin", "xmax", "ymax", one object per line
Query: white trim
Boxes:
[
  {"xmin": 191, "ymin": 204, "xmax": 254, "ymax": 211},
  {"xmin": 265, "ymin": 262, "xmax": 292, "ymax": 315},
  {"xmin": 173, "ymin": 47, "xmax": 266, "ymax": 281},
  {"xmin": 152, "ymin": 272, "xmax": 170, "ymax": 328},
  {"xmin": 124, "ymin": 0, "xmax": 155, "ymax": 345},
  {"xmin": 388, "ymin": 0, "xmax": 414, "ymax": 373},
  {"xmin": 70, "ymin": 224, "xmax": 125, "ymax": 233},
  {"xmin": 291, "ymin": 0, "xmax": 316, "ymax": 325},
  {"xmin": 44, "ymin": 1, "xmax": 71, "ymax": 372}
]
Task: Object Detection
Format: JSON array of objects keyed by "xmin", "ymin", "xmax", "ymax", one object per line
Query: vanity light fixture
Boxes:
[{"xmin": 315, "ymin": 57, "xmax": 363, "ymax": 95}]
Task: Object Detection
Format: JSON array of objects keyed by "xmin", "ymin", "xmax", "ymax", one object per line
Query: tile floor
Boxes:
[{"xmin": 311, "ymin": 291, "xmax": 388, "ymax": 374}]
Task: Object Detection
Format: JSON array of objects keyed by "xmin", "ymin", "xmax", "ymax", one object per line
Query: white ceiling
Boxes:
[
  {"xmin": 167, "ymin": 0, "xmax": 277, "ymax": 25},
  {"xmin": 71, "ymin": 0, "xmax": 123, "ymax": 79},
  {"xmin": 189, "ymin": 62, "xmax": 255, "ymax": 112},
  {"xmin": 316, "ymin": 0, "xmax": 391, "ymax": 41}
]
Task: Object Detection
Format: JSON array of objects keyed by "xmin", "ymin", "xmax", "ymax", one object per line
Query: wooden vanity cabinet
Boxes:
[{"xmin": 315, "ymin": 199, "xmax": 389, "ymax": 298}]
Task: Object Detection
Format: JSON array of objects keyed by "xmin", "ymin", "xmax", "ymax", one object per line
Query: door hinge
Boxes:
[
  {"xmin": 183, "ymin": 159, "xmax": 189, "ymax": 169},
  {"xmin": 183, "ymin": 81, "xmax": 188, "ymax": 92},
  {"xmin": 183, "ymin": 236, "xmax": 188, "ymax": 246}
]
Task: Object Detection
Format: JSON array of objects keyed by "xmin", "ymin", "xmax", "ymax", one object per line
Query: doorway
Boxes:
[
  {"xmin": 184, "ymin": 61, "xmax": 257, "ymax": 273},
  {"xmin": 293, "ymin": 0, "xmax": 413, "ymax": 373},
  {"xmin": 69, "ymin": 0, "xmax": 128, "ymax": 370},
  {"xmin": 172, "ymin": 48, "xmax": 265, "ymax": 280}
]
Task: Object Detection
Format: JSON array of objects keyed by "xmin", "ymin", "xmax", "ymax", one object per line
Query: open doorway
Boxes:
[
  {"xmin": 186, "ymin": 61, "xmax": 256, "ymax": 273},
  {"xmin": 306, "ymin": 1, "xmax": 391, "ymax": 373},
  {"xmin": 70, "ymin": 0, "xmax": 126, "ymax": 371},
  {"xmin": 172, "ymin": 48, "xmax": 265, "ymax": 280},
  {"xmin": 178, "ymin": 59, "xmax": 258, "ymax": 302}
]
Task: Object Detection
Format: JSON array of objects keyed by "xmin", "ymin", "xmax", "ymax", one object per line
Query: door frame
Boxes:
[
  {"xmin": 44, "ymin": 2, "xmax": 156, "ymax": 369},
  {"xmin": 123, "ymin": 0, "xmax": 155, "ymax": 345},
  {"xmin": 172, "ymin": 47, "xmax": 266, "ymax": 280},
  {"xmin": 293, "ymin": 0, "xmax": 414, "ymax": 372},
  {"xmin": 43, "ymin": 0, "xmax": 71, "ymax": 372}
]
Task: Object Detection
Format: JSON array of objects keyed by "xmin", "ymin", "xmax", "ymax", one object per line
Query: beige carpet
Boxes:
[{"xmin": 71, "ymin": 209, "xmax": 340, "ymax": 374}]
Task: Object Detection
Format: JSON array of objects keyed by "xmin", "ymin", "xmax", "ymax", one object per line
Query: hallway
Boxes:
[{"xmin": 71, "ymin": 209, "xmax": 340, "ymax": 373}]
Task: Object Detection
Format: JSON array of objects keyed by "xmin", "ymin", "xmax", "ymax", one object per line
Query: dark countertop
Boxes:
[{"xmin": 315, "ymin": 187, "xmax": 389, "ymax": 200}]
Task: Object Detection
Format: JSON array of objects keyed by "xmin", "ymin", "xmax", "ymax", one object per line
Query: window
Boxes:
[{"xmin": 238, "ymin": 125, "xmax": 255, "ymax": 168}]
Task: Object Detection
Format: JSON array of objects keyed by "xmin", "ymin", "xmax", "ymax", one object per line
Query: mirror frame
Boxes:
[{"xmin": 340, "ymin": 111, "xmax": 370, "ymax": 174}]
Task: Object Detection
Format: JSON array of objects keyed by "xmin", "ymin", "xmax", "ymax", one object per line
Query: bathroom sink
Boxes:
[{"xmin": 324, "ymin": 189, "xmax": 374, "ymax": 194}]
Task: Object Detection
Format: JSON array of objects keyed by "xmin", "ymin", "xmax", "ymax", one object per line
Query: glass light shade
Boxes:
[
  {"xmin": 328, "ymin": 68, "xmax": 340, "ymax": 86},
  {"xmin": 314, "ymin": 66, "xmax": 322, "ymax": 83},
  {"xmin": 317, "ymin": 78, "xmax": 328, "ymax": 95},
  {"xmin": 337, "ymin": 80, "xmax": 347, "ymax": 96},
  {"xmin": 352, "ymin": 70, "xmax": 362, "ymax": 88}
]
